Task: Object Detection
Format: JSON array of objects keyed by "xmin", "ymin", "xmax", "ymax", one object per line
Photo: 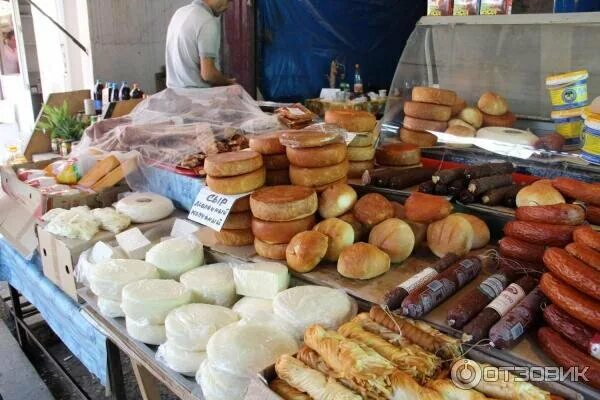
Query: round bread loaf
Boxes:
[
  {"xmin": 375, "ymin": 143, "xmax": 421, "ymax": 166},
  {"xmin": 313, "ymin": 218, "xmax": 355, "ymax": 262},
  {"xmin": 427, "ymin": 215, "xmax": 474, "ymax": 258},
  {"xmin": 318, "ymin": 183, "xmax": 357, "ymax": 219},
  {"xmin": 516, "ymin": 183, "xmax": 565, "ymax": 207},
  {"xmin": 206, "ymin": 167, "xmax": 266, "ymax": 195},
  {"xmin": 263, "ymin": 154, "xmax": 290, "ymax": 170},
  {"xmin": 338, "ymin": 212, "xmax": 366, "ymax": 242},
  {"xmin": 444, "ymin": 125, "xmax": 475, "ymax": 148},
  {"xmin": 452, "ymin": 213, "xmax": 490, "ymax": 249},
  {"xmin": 412, "ymin": 87, "xmax": 457, "ymax": 106},
  {"xmin": 250, "ymin": 185, "xmax": 317, "ymax": 222},
  {"xmin": 481, "ymin": 111, "xmax": 516, "ymax": 127},
  {"xmin": 403, "ymin": 116, "xmax": 448, "ymax": 132},
  {"xmin": 347, "ymin": 145, "xmax": 375, "ymax": 162},
  {"xmin": 448, "ymin": 118, "xmax": 475, "ymax": 130},
  {"xmin": 286, "ymin": 143, "xmax": 347, "ymax": 167},
  {"xmin": 223, "ymin": 211, "xmax": 252, "ymax": 230},
  {"xmin": 251, "ymin": 214, "xmax": 316, "ymax": 244},
  {"xmin": 265, "ymin": 169, "xmax": 290, "ymax": 186},
  {"xmin": 478, "ymin": 92, "xmax": 508, "ymax": 116},
  {"xmin": 214, "ymin": 228, "xmax": 254, "ymax": 247},
  {"xmin": 348, "ymin": 132, "xmax": 375, "ymax": 147},
  {"xmin": 231, "ymin": 196, "xmax": 250, "ymax": 213},
  {"xmin": 399, "ymin": 128, "xmax": 437, "ymax": 147},
  {"xmin": 451, "ymin": 96, "xmax": 467, "ymax": 116},
  {"xmin": 285, "ymin": 231, "xmax": 328, "ymax": 273},
  {"xmin": 254, "ymin": 238, "xmax": 287, "ymax": 260},
  {"xmin": 249, "ymin": 132, "xmax": 286, "ymax": 155},
  {"xmin": 459, "ymin": 107, "xmax": 483, "ymax": 128},
  {"xmin": 289, "ymin": 160, "xmax": 349, "ymax": 187},
  {"xmin": 353, "ymin": 193, "xmax": 394, "ymax": 228},
  {"xmin": 348, "ymin": 160, "xmax": 375, "ymax": 179},
  {"xmin": 324, "ymin": 110, "xmax": 377, "ymax": 133},
  {"xmin": 337, "ymin": 242, "xmax": 390, "ymax": 279},
  {"xmin": 204, "ymin": 151, "xmax": 263, "ymax": 178},
  {"xmin": 403, "ymin": 101, "xmax": 452, "ymax": 122},
  {"xmin": 280, "ymin": 130, "xmax": 342, "ymax": 148},
  {"xmin": 368, "ymin": 218, "xmax": 415, "ymax": 263}
]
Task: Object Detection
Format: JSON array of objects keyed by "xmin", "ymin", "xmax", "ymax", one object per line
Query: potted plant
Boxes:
[{"xmin": 38, "ymin": 101, "xmax": 89, "ymax": 155}]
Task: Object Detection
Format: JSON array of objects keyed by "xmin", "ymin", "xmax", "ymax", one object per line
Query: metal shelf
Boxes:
[{"xmin": 419, "ymin": 11, "xmax": 600, "ymax": 26}]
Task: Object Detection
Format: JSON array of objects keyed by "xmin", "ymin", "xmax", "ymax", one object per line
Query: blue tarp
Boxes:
[{"xmin": 257, "ymin": 0, "xmax": 425, "ymax": 102}]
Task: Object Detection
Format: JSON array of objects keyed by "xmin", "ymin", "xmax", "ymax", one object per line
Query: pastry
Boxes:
[
  {"xmin": 477, "ymin": 92, "xmax": 508, "ymax": 116},
  {"xmin": 337, "ymin": 242, "xmax": 391, "ymax": 279},
  {"xmin": 313, "ymin": 218, "xmax": 355, "ymax": 262},
  {"xmin": 318, "ymin": 183, "xmax": 358, "ymax": 218},
  {"xmin": 353, "ymin": 193, "xmax": 394, "ymax": 228},
  {"xmin": 286, "ymin": 231, "xmax": 329, "ymax": 273}
]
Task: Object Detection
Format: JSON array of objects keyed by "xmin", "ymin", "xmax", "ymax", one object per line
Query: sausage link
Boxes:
[
  {"xmin": 565, "ymin": 242, "xmax": 600, "ymax": 271},
  {"xmin": 574, "ymin": 226, "xmax": 600, "ymax": 252},
  {"xmin": 515, "ymin": 204, "xmax": 586, "ymax": 226},
  {"xmin": 498, "ymin": 236, "xmax": 545, "ymax": 264},
  {"xmin": 587, "ymin": 205, "xmax": 600, "ymax": 225},
  {"xmin": 543, "ymin": 304, "xmax": 597, "ymax": 354},
  {"xmin": 503, "ymin": 221, "xmax": 575, "ymax": 247},
  {"xmin": 552, "ymin": 178, "xmax": 600, "ymax": 206},
  {"xmin": 543, "ymin": 247, "xmax": 600, "ymax": 300}
]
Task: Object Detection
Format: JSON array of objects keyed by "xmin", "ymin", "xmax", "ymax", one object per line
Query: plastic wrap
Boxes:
[
  {"xmin": 97, "ymin": 297, "xmax": 124, "ymax": 318},
  {"xmin": 88, "ymin": 259, "xmax": 159, "ymax": 301},
  {"xmin": 156, "ymin": 341, "xmax": 207, "ymax": 377},
  {"xmin": 179, "ymin": 263, "xmax": 237, "ymax": 307},
  {"xmin": 145, "ymin": 236, "xmax": 204, "ymax": 280},
  {"xmin": 75, "ymin": 245, "xmax": 127, "ymax": 285},
  {"xmin": 90, "ymin": 208, "xmax": 131, "ymax": 234},
  {"xmin": 45, "ymin": 208, "xmax": 100, "ymax": 241},
  {"xmin": 125, "ymin": 317, "xmax": 166, "ymax": 345},
  {"xmin": 121, "ymin": 279, "xmax": 192, "ymax": 325},
  {"xmin": 197, "ymin": 359, "xmax": 251, "ymax": 400},
  {"xmin": 232, "ymin": 297, "xmax": 273, "ymax": 321}
]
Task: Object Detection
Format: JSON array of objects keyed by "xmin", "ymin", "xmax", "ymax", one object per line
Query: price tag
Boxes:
[
  {"xmin": 170, "ymin": 218, "xmax": 200, "ymax": 238},
  {"xmin": 188, "ymin": 187, "xmax": 249, "ymax": 231}
]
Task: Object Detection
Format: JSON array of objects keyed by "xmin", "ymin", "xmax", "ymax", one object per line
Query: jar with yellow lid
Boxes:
[
  {"xmin": 582, "ymin": 114, "xmax": 600, "ymax": 165},
  {"xmin": 546, "ymin": 70, "xmax": 589, "ymax": 112}
]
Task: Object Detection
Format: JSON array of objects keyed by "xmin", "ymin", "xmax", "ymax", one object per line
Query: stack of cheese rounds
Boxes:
[
  {"xmin": 324, "ymin": 110, "xmax": 378, "ymax": 178},
  {"xmin": 400, "ymin": 87, "xmax": 457, "ymax": 147},
  {"xmin": 249, "ymin": 132, "xmax": 290, "ymax": 186},
  {"xmin": 250, "ymin": 185, "xmax": 318, "ymax": 260},
  {"xmin": 280, "ymin": 130, "xmax": 348, "ymax": 191},
  {"xmin": 204, "ymin": 151, "xmax": 265, "ymax": 246}
]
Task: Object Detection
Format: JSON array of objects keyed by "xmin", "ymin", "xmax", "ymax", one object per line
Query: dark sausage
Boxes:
[
  {"xmin": 543, "ymin": 304, "xmax": 597, "ymax": 354},
  {"xmin": 503, "ymin": 221, "xmax": 576, "ymax": 247},
  {"xmin": 419, "ymin": 180, "xmax": 435, "ymax": 194},
  {"xmin": 465, "ymin": 162, "xmax": 514, "ymax": 180},
  {"xmin": 467, "ymin": 174, "xmax": 513, "ymax": 195},
  {"xmin": 503, "ymin": 185, "xmax": 523, "ymax": 208},
  {"xmin": 498, "ymin": 236, "xmax": 546, "ymax": 264},
  {"xmin": 432, "ymin": 167, "xmax": 465, "ymax": 185},
  {"xmin": 543, "ymin": 247, "xmax": 600, "ymax": 300},
  {"xmin": 459, "ymin": 189, "xmax": 477, "ymax": 204},
  {"xmin": 481, "ymin": 185, "xmax": 518, "ymax": 206},
  {"xmin": 515, "ymin": 204, "xmax": 586, "ymax": 226},
  {"xmin": 448, "ymin": 179, "xmax": 466, "ymax": 197}
]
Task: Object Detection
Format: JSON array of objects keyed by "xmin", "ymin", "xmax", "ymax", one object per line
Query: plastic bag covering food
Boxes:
[
  {"xmin": 91, "ymin": 208, "xmax": 131, "ymax": 233},
  {"xmin": 125, "ymin": 316, "xmax": 166, "ymax": 345},
  {"xmin": 88, "ymin": 259, "xmax": 159, "ymax": 301},
  {"xmin": 179, "ymin": 263, "xmax": 237, "ymax": 307},
  {"xmin": 232, "ymin": 297, "xmax": 273, "ymax": 321},
  {"xmin": 156, "ymin": 341, "xmax": 207, "ymax": 377},
  {"xmin": 97, "ymin": 297, "xmax": 124, "ymax": 318},
  {"xmin": 206, "ymin": 322, "xmax": 298, "ymax": 377},
  {"xmin": 232, "ymin": 262, "xmax": 289, "ymax": 299},
  {"xmin": 273, "ymin": 286, "xmax": 355, "ymax": 339},
  {"xmin": 145, "ymin": 236, "xmax": 204, "ymax": 280},
  {"xmin": 45, "ymin": 208, "xmax": 100, "ymax": 240},
  {"xmin": 114, "ymin": 193, "xmax": 174, "ymax": 223},
  {"xmin": 76, "ymin": 244, "xmax": 127, "ymax": 285},
  {"xmin": 198, "ymin": 359, "xmax": 250, "ymax": 400},
  {"xmin": 121, "ymin": 279, "xmax": 192, "ymax": 325},
  {"xmin": 165, "ymin": 303, "xmax": 239, "ymax": 351}
]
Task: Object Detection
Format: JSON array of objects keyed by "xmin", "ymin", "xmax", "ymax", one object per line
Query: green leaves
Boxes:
[{"xmin": 38, "ymin": 101, "xmax": 89, "ymax": 141}]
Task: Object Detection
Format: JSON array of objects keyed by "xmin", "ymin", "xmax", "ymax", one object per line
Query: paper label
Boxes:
[
  {"xmin": 455, "ymin": 259, "xmax": 480, "ymax": 287},
  {"xmin": 188, "ymin": 187, "xmax": 248, "ymax": 231},
  {"xmin": 91, "ymin": 241, "xmax": 114, "ymax": 264},
  {"xmin": 479, "ymin": 274, "xmax": 507, "ymax": 300},
  {"xmin": 488, "ymin": 283, "xmax": 526, "ymax": 317},
  {"xmin": 510, "ymin": 322, "xmax": 524, "ymax": 340},
  {"xmin": 170, "ymin": 218, "xmax": 199, "ymax": 238},
  {"xmin": 398, "ymin": 267, "xmax": 438, "ymax": 293}
]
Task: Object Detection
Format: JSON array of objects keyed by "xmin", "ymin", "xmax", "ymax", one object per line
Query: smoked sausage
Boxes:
[
  {"xmin": 552, "ymin": 178, "xmax": 600, "ymax": 206},
  {"xmin": 498, "ymin": 236, "xmax": 545, "ymax": 264},
  {"xmin": 587, "ymin": 205, "xmax": 600, "ymax": 225},
  {"xmin": 515, "ymin": 204, "xmax": 586, "ymax": 226},
  {"xmin": 573, "ymin": 226, "xmax": 600, "ymax": 252},
  {"xmin": 543, "ymin": 247, "xmax": 600, "ymax": 300},
  {"xmin": 565, "ymin": 242, "xmax": 600, "ymax": 271},
  {"xmin": 543, "ymin": 304, "xmax": 598, "ymax": 355},
  {"xmin": 503, "ymin": 221, "xmax": 575, "ymax": 247}
]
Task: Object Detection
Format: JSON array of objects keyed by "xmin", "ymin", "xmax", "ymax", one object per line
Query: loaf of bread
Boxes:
[
  {"xmin": 250, "ymin": 185, "xmax": 318, "ymax": 221},
  {"xmin": 337, "ymin": 242, "xmax": 391, "ymax": 279},
  {"xmin": 458, "ymin": 107, "xmax": 483, "ymax": 128},
  {"xmin": 313, "ymin": 218, "xmax": 355, "ymax": 262},
  {"xmin": 427, "ymin": 215, "xmax": 474, "ymax": 257},
  {"xmin": 404, "ymin": 192, "xmax": 453, "ymax": 223},
  {"xmin": 353, "ymin": 193, "xmax": 394, "ymax": 228},
  {"xmin": 338, "ymin": 212, "xmax": 367, "ymax": 242},
  {"xmin": 318, "ymin": 183, "xmax": 357, "ymax": 219},
  {"xmin": 452, "ymin": 213, "xmax": 490, "ymax": 249},
  {"xmin": 368, "ymin": 218, "xmax": 415, "ymax": 263},
  {"xmin": 91, "ymin": 158, "xmax": 137, "ymax": 191},
  {"xmin": 79, "ymin": 155, "xmax": 120, "ymax": 187},
  {"xmin": 477, "ymin": 92, "xmax": 508, "ymax": 116},
  {"xmin": 516, "ymin": 181, "xmax": 566, "ymax": 207}
]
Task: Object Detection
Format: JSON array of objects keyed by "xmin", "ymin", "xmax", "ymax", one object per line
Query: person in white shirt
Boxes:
[
  {"xmin": 1, "ymin": 30, "xmax": 19, "ymax": 75},
  {"xmin": 165, "ymin": 0, "xmax": 234, "ymax": 88}
]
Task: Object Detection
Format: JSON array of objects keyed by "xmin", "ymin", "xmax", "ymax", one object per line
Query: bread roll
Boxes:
[
  {"xmin": 353, "ymin": 193, "xmax": 394, "ymax": 228},
  {"xmin": 204, "ymin": 151, "xmax": 263, "ymax": 178},
  {"xmin": 405, "ymin": 192, "xmax": 453, "ymax": 223},
  {"xmin": 412, "ymin": 87, "xmax": 457, "ymax": 106},
  {"xmin": 324, "ymin": 110, "xmax": 377, "ymax": 133},
  {"xmin": 368, "ymin": 218, "xmax": 415, "ymax": 263},
  {"xmin": 254, "ymin": 238, "xmax": 287, "ymax": 260},
  {"xmin": 286, "ymin": 143, "xmax": 347, "ymax": 167},
  {"xmin": 289, "ymin": 160, "xmax": 349, "ymax": 187},
  {"xmin": 250, "ymin": 185, "xmax": 317, "ymax": 222},
  {"xmin": 403, "ymin": 116, "xmax": 448, "ymax": 132},
  {"xmin": 348, "ymin": 160, "xmax": 375, "ymax": 179},
  {"xmin": 231, "ymin": 196, "xmax": 250, "ymax": 213},
  {"xmin": 223, "ymin": 211, "xmax": 252, "ymax": 230},
  {"xmin": 448, "ymin": 119, "xmax": 475, "ymax": 130},
  {"xmin": 452, "ymin": 213, "xmax": 490, "ymax": 249},
  {"xmin": 249, "ymin": 132, "xmax": 286, "ymax": 155},
  {"xmin": 280, "ymin": 130, "xmax": 342, "ymax": 148},
  {"xmin": 337, "ymin": 242, "xmax": 391, "ymax": 279},
  {"xmin": 214, "ymin": 228, "xmax": 254, "ymax": 247},
  {"xmin": 286, "ymin": 231, "xmax": 328, "ymax": 273},
  {"xmin": 444, "ymin": 125, "xmax": 475, "ymax": 148},
  {"xmin": 403, "ymin": 101, "xmax": 452, "ymax": 122},
  {"xmin": 348, "ymin": 132, "xmax": 375, "ymax": 147},
  {"xmin": 338, "ymin": 212, "xmax": 366, "ymax": 242},
  {"xmin": 375, "ymin": 143, "xmax": 421, "ymax": 166},
  {"xmin": 451, "ymin": 96, "xmax": 467, "ymax": 116},
  {"xmin": 206, "ymin": 167, "xmax": 266, "ymax": 195},
  {"xmin": 318, "ymin": 183, "xmax": 357, "ymax": 218},
  {"xmin": 399, "ymin": 128, "xmax": 437, "ymax": 147},
  {"xmin": 427, "ymin": 215, "xmax": 474, "ymax": 257},
  {"xmin": 347, "ymin": 145, "xmax": 375, "ymax": 162},
  {"xmin": 459, "ymin": 107, "xmax": 483, "ymax": 129},
  {"xmin": 313, "ymin": 218, "xmax": 355, "ymax": 262},
  {"xmin": 481, "ymin": 111, "xmax": 516, "ymax": 128},
  {"xmin": 391, "ymin": 201, "xmax": 406, "ymax": 219},
  {"xmin": 266, "ymin": 169, "xmax": 291, "ymax": 186},
  {"xmin": 251, "ymin": 215, "xmax": 316, "ymax": 244},
  {"xmin": 263, "ymin": 154, "xmax": 290, "ymax": 170},
  {"xmin": 478, "ymin": 92, "xmax": 508, "ymax": 116},
  {"xmin": 516, "ymin": 183, "xmax": 566, "ymax": 207}
]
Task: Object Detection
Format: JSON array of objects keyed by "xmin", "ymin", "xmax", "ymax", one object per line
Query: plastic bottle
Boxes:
[
  {"xmin": 354, "ymin": 64, "xmax": 363, "ymax": 95},
  {"xmin": 131, "ymin": 83, "xmax": 144, "ymax": 99},
  {"xmin": 93, "ymin": 79, "xmax": 104, "ymax": 114},
  {"xmin": 119, "ymin": 81, "xmax": 131, "ymax": 101},
  {"xmin": 111, "ymin": 83, "xmax": 119, "ymax": 102}
]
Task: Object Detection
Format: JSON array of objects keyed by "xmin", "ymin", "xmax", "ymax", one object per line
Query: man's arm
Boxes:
[{"xmin": 200, "ymin": 57, "xmax": 234, "ymax": 86}]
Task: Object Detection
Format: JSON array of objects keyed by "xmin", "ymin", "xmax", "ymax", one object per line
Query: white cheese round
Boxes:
[
  {"xmin": 97, "ymin": 297, "xmax": 124, "ymax": 318},
  {"xmin": 88, "ymin": 259, "xmax": 159, "ymax": 301},
  {"xmin": 91, "ymin": 207, "xmax": 131, "ymax": 233},
  {"xmin": 206, "ymin": 323, "xmax": 298, "ymax": 377},
  {"xmin": 197, "ymin": 359, "xmax": 250, "ymax": 400},
  {"xmin": 165, "ymin": 304, "xmax": 239, "ymax": 351},
  {"xmin": 232, "ymin": 262, "xmax": 289, "ymax": 299},
  {"xmin": 476, "ymin": 127, "xmax": 539, "ymax": 146},
  {"xmin": 231, "ymin": 297, "xmax": 273, "ymax": 321},
  {"xmin": 121, "ymin": 279, "xmax": 192, "ymax": 324},
  {"xmin": 146, "ymin": 237, "xmax": 204, "ymax": 280},
  {"xmin": 125, "ymin": 317, "xmax": 166, "ymax": 345},
  {"xmin": 180, "ymin": 264, "xmax": 236, "ymax": 306},
  {"xmin": 114, "ymin": 193, "xmax": 174, "ymax": 223},
  {"xmin": 273, "ymin": 285, "xmax": 354, "ymax": 339},
  {"xmin": 157, "ymin": 341, "xmax": 207, "ymax": 377}
]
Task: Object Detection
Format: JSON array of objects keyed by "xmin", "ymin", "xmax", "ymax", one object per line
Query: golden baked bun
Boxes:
[
  {"xmin": 403, "ymin": 116, "xmax": 448, "ymax": 133},
  {"xmin": 206, "ymin": 167, "xmax": 266, "ymax": 195},
  {"xmin": 448, "ymin": 118, "xmax": 475, "ymax": 130},
  {"xmin": 353, "ymin": 193, "xmax": 394, "ymax": 228},
  {"xmin": 313, "ymin": 218, "xmax": 355, "ymax": 262},
  {"xmin": 405, "ymin": 192, "xmax": 453, "ymax": 223},
  {"xmin": 481, "ymin": 111, "xmax": 516, "ymax": 128},
  {"xmin": 286, "ymin": 143, "xmax": 347, "ymax": 167},
  {"xmin": 347, "ymin": 145, "xmax": 375, "ymax": 162},
  {"xmin": 478, "ymin": 92, "xmax": 508, "ymax": 116},
  {"xmin": 403, "ymin": 101, "xmax": 452, "ymax": 122},
  {"xmin": 254, "ymin": 238, "xmax": 287, "ymax": 260},
  {"xmin": 231, "ymin": 195, "xmax": 250, "ymax": 213},
  {"xmin": 338, "ymin": 212, "xmax": 367, "ymax": 242},
  {"xmin": 516, "ymin": 182, "xmax": 566, "ymax": 207},
  {"xmin": 399, "ymin": 128, "xmax": 437, "ymax": 147},
  {"xmin": 251, "ymin": 214, "xmax": 316, "ymax": 244},
  {"xmin": 249, "ymin": 132, "xmax": 286, "ymax": 155},
  {"xmin": 286, "ymin": 231, "xmax": 329, "ymax": 273},
  {"xmin": 263, "ymin": 153, "xmax": 290, "ymax": 170},
  {"xmin": 452, "ymin": 213, "xmax": 490, "ymax": 249},
  {"xmin": 266, "ymin": 169, "xmax": 291, "ymax": 186},
  {"xmin": 214, "ymin": 228, "xmax": 254, "ymax": 247},
  {"xmin": 368, "ymin": 218, "xmax": 415, "ymax": 263},
  {"xmin": 324, "ymin": 110, "xmax": 377, "ymax": 133},
  {"xmin": 280, "ymin": 130, "xmax": 342, "ymax": 148},
  {"xmin": 375, "ymin": 143, "xmax": 421, "ymax": 166},
  {"xmin": 223, "ymin": 211, "xmax": 252, "ymax": 230},
  {"xmin": 289, "ymin": 160, "xmax": 349, "ymax": 187},
  {"xmin": 204, "ymin": 150, "xmax": 263, "ymax": 177},
  {"xmin": 250, "ymin": 185, "xmax": 318, "ymax": 221},
  {"xmin": 337, "ymin": 242, "xmax": 390, "ymax": 279},
  {"xmin": 451, "ymin": 96, "xmax": 467, "ymax": 116},
  {"xmin": 427, "ymin": 215, "xmax": 474, "ymax": 257},
  {"xmin": 444, "ymin": 125, "xmax": 475, "ymax": 148},
  {"xmin": 458, "ymin": 107, "xmax": 483, "ymax": 129},
  {"xmin": 412, "ymin": 87, "xmax": 457, "ymax": 106},
  {"xmin": 318, "ymin": 183, "xmax": 357, "ymax": 219},
  {"xmin": 348, "ymin": 160, "xmax": 375, "ymax": 179}
]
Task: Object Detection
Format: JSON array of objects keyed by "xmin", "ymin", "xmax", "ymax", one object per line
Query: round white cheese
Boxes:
[
  {"xmin": 97, "ymin": 297, "xmax": 124, "ymax": 318},
  {"xmin": 197, "ymin": 359, "xmax": 250, "ymax": 400},
  {"xmin": 180, "ymin": 264, "xmax": 236, "ymax": 307},
  {"xmin": 125, "ymin": 317, "xmax": 166, "ymax": 345},
  {"xmin": 476, "ymin": 127, "xmax": 539, "ymax": 146},
  {"xmin": 273, "ymin": 285, "xmax": 354, "ymax": 339},
  {"xmin": 165, "ymin": 303, "xmax": 239, "ymax": 351},
  {"xmin": 114, "ymin": 193, "xmax": 174, "ymax": 223},
  {"xmin": 146, "ymin": 237, "xmax": 204, "ymax": 280},
  {"xmin": 88, "ymin": 259, "xmax": 159, "ymax": 301},
  {"xmin": 231, "ymin": 297, "xmax": 273, "ymax": 321},
  {"xmin": 232, "ymin": 262, "xmax": 289, "ymax": 299},
  {"xmin": 157, "ymin": 341, "xmax": 207, "ymax": 377},
  {"xmin": 121, "ymin": 279, "xmax": 192, "ymax": 324},
  {"xmin": 206, "ymin": 322, "xmax": 298, "ymax": 377}
]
